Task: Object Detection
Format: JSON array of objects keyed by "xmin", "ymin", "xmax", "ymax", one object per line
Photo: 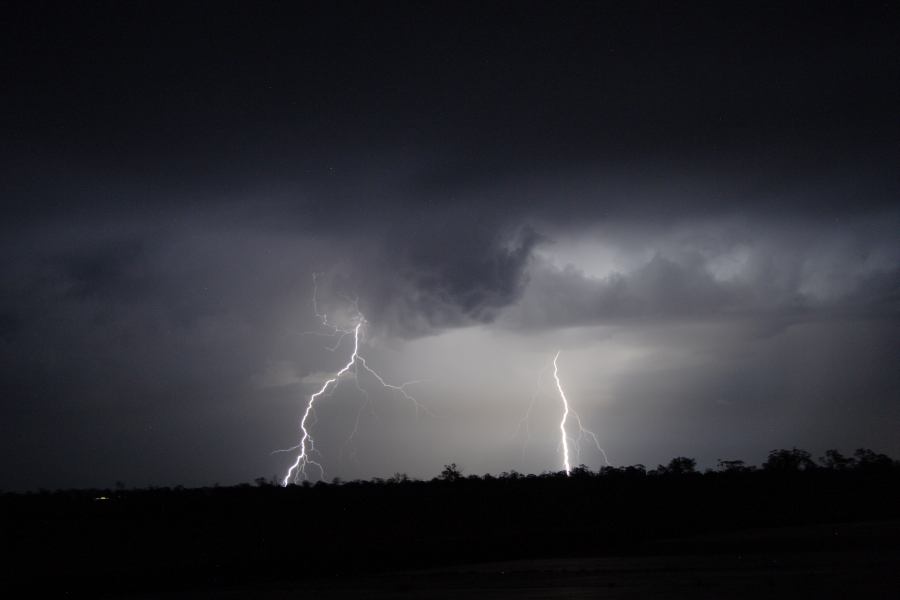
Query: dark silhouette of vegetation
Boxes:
[
  {"xmin": 717, "ymin": 459, "xmax": 752, "ymax": 473},
  {"xmin": 1, "ymin": 448, "xmax": 898, "ymax": 595},
  {"xmin": 820, "ymin": 449, "xmax": 855, "ymax": 471},
  {"xmin": 655, "ymin": 456, "xmax": 698, "ymax": 475},
  {"xmin": 439, "ymin": 462, "xmax": 462, "ymax": 482},
  {"xmin": 763, "ymin": 447, "xmax": 818, "ymax": 472}
]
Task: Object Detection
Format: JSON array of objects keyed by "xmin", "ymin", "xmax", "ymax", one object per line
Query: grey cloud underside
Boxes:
[
  {"xmin": 342, "ymin": 204, "xmax": 900, "ymax": 336},
  {"xmin": 3, "ymin": 202, "xmax": 898, "ymax": 349},
  {"xmin": 507, "ymin": 250, "xmax": 900, "ymax": 331}
]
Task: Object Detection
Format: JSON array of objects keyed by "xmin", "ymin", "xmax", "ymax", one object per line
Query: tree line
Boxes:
[{"xmin": 258, "ymin": 447, "xmax": 897, "ymax": 489}]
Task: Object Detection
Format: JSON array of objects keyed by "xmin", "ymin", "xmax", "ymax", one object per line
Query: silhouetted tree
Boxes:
[
  {"xmin": 623, "ymin": 464, "xmax": 647, "ymax": 477},
  {"xmin": 656, "ymin": 456, "xmax": 697, "ymax": 475},
  {"xmin": 440, "ymin": 463, "xmax": 462, "ymax": 482},
  {"xmin": 717, "ymin": 459, "xmax": 752, "ymax": 473},
  {"xmin": 853, "ymin": 448, "xmax": 895, "ymax": 472},
  {"xmin": 571, "ymin": 464, "xmax": 592, "ymax": 478},
  {"xmin": 763, "ymin": 448, "xmax": 816, "ymax": 472},
  {"xmin": 820, "ymin": 449, "xmax": 854, "ymax": 471}
]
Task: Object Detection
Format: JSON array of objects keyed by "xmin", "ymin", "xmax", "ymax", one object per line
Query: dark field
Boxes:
[
  {"xmin": 3, "ymin": 456, "xmax": 899, "ymax": 597},
  {"xmin": 141, "ymin": 520, "xmax": 900, "ymax": 599}
]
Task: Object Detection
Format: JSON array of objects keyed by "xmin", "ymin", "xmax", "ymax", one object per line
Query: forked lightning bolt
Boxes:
[
  {"xmin": 281, "ymin": 322, "xmax": 362, "ymax": 485},
  {"xmin": 279, "ymin": 278, "xmax": 427, "ymax": 486},
  {"xmin": 552, "ymin": 351, "xmax": 610, "ymax": 475}
]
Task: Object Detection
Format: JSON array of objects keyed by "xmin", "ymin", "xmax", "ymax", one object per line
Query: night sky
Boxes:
[{"xmin": 2, "ymin": 2, "xmax": 898, "ymax": 490}]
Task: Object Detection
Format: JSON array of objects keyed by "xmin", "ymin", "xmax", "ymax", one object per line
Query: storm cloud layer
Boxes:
[{"xmin": 1, "ymin": 2, "xmax": 898, "ymax": 490}]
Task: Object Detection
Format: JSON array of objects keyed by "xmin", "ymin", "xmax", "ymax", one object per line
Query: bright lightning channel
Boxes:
[
  {"xmin": 552, "ymin": 351, "xmax": 573, "ymax": 475},
  {"xmin": 279, "ymin": 278, "xmax": 427, "ymax": 486},
  {"xmin": 551, "ymin": 351, "xmax": 610, "ymax": 476}
]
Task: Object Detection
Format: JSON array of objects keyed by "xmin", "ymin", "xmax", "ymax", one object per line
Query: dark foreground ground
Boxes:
[
  {"xmin": 3, "ymin": 458, "xmax": 899, "ymax": 597},
  {"xmin": 131, "ymin": 520, "xmax": 900, "ymax": 599}
]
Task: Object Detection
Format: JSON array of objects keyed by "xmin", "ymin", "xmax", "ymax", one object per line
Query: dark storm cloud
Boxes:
[
  {"xmin": 352, "ymin": 224, "xmax": 542, "ymax": 337},
  {"xmin": 4, "ymin": 2, "xmax": 898, "ymax": 204}
]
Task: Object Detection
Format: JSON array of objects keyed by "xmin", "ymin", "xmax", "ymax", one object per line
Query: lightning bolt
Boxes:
[
  {"xmin": 280, "ymin": 322, "xmax": 362, "ymax": 485},
  {"xmin": 552, "ymin": 351, "xmax": 573, "ymax": 475},
  {"xmin": 279, "ymin": 277, "xmax": 428, "ymax": 486},
  {"xmin": 552, "ymin": 351, "xmax": 610, "ymax": 476}
]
